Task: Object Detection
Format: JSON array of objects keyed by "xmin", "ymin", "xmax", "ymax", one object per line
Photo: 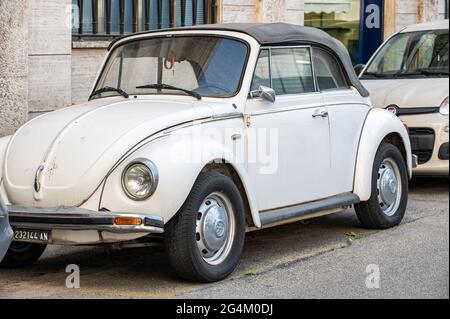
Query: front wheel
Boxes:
[
  {"xmin": 0, "ymin": 242, "xmax": 47, "ymax": 268},
  {"xmin": 165, "ymin": 172, "xmax": 246, "ymax": 282},
  {"xmin": 355, "ymin": 143, "xmax": 408, "ymax": 229}
]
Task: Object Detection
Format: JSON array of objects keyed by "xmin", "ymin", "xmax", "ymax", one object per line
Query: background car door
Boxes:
[
  {"xmin": 245, "ymin": 47, "xmax": 335, "ymax": 212},
  {"xmin": 0, "ymin": 198, "xmax": 12, "ymax": 261},
  {"xmin": 312, "ymin": 47, "xmax": 371, "ymax": 195}
]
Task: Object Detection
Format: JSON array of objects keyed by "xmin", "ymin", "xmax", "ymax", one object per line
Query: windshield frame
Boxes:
[
  {"xmin": 90, "ymin": 34, "xmax": 251, "ymax": 100},
  {"xmin": 361, "ymin": 29, "xmax": 449, "ymax": 80}
]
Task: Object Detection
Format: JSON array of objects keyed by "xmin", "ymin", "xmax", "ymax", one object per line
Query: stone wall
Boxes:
[
  {"xmin": 71, "ymin": 42, "xmax": 109, "ymax": 105},
  {"xmin": 222, "ymin": 0, "xmax": 257, "ymax": 23},
  {"xmin": 28, "ymin": 0, "xmax": 72, "ymax": 119},
  {"xmin": 0, "ymin": 0, "xmax": 28, "ymax": 137},
  {"xmin": 221, "ymin": 0, "xmax": 304, "ymax": 24},
  {"xmin": 396, "ymin": 0, "xmax": 447, "ymax": 32}
]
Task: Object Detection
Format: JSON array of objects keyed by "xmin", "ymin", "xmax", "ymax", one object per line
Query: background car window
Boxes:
[
  {"xmin": 271, "ymin": 48, "xmax": 315, "ymax": 95},
  {"xmin": 251, "ymin": 50, "xmax": 271, "ymax": 91},
  {"xmin": 363, "ymin": 30, "xmax": 449, "ymax": 78},
  {"xmin": 313, "ymin": 48, "xmax": 348, "ymax": 91}
]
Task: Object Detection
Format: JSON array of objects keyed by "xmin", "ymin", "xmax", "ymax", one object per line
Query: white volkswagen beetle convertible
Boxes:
[{"xmin": 0, "ymin": 23, "xmax": 415, "ymax": 282}]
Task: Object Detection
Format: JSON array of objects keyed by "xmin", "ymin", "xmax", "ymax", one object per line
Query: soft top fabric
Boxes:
[{"xmin": 109, "ymin": 23, "xmax": 370, "ymax": 97}]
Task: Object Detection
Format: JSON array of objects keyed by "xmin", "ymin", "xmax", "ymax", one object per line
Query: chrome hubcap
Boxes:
[
  {"xmin": 377, "ymin": 158, "xmax": 402, "ymax": 216},
  {"xmin": 196, "ymin": 192, "xmax": 235, "ymax": 265}
]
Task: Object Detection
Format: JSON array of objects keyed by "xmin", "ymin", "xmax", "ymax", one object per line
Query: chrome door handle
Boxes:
[{"xmin": 312, "ymin": 110, "xmax": 328, "ymax": 118}]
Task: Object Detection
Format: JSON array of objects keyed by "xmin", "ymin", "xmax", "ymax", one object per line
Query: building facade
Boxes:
[{"xmin": 0, "ymin": 0, "xmax": 448, "ymax": 136}]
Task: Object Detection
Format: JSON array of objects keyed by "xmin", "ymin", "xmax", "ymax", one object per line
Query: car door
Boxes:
[
  {"xmin": 0, "ymin": 198, "xmax": 12, "ymax": 261},
  {"xmin": 311, "ymin": 47, "xmax": 371, "ymax": 195},
  {"xmin": 245, "ymin": 46, "xmax": 334, "ymax": 212}
]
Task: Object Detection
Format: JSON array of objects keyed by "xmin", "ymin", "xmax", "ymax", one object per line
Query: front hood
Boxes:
[
  {"xmin": 362, "ymin": 78, "xmax": 449, "ymax": 109},
  {"xmin": 4, "ymin": 97, "xmax": 214, "ymax": 207}
]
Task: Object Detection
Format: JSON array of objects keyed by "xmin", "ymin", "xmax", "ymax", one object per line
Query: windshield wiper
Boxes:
[
  {"xmin": 90, "ymin": 86, "xmax": 129, "ymax": 99},
  {"xmin": 136, "ymin": 83, "xmax": 202, "ymax": 100},
  {"xmin": 362, "ymin": 72, "xmax": 391, "ymax": 78}
]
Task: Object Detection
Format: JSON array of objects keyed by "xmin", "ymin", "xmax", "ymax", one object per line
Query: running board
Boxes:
[{"xmin": 259, "ymin": 193, "xmax": 360, "ymax": 226}]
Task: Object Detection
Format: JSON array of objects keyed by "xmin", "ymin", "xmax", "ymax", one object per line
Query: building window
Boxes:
[
  {"xmin": 304, "ymin": 0, "xmax": 362, "ymax": 64},
  {"xmin": 305, "ymin": 0, "xmax": 385, "ymax": 65},
  {"xmin": 72, "ymin": 0, "xmax": 218, "ymax": 38}
]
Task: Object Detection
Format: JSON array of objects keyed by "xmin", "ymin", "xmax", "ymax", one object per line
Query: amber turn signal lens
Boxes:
[{"xmin": 114, "ymin": 217, "xmax": 143, "ymax": 226}]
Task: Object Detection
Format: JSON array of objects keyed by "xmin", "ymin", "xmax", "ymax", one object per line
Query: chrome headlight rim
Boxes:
[{"xmin": 121, "ymin": 159, "xmax": 159, "ymax": 201}]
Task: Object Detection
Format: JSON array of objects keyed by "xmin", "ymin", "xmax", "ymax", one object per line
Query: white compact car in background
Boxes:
[
  {"xmin": 0, "ymin": 23, "xmax": 414, "ymax": 282},
  {"xmin": 360, "ymin": 20, "xmax": 449, "ymax": 176}
]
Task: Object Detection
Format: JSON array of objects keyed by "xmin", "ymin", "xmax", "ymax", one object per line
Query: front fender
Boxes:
[
  {"xmin": 0, "ymin": 136, "xmax": 12, "ymax": 203},
  {"xmin": 353, "ymin": 109, "xmax": 412, "ymax": 201},
  {"xmin": 100, "ymin": 127, "xmax": 261, "ymax": 227}
]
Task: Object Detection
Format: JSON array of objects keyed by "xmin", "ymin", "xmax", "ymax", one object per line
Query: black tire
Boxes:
[
  {"xmin": 0, "ymin": 242, "xmax": 46, "ymax": 268},
  {"xmin": 355, "ymin": 143, "xmax": 408, "ymax": 229},
  {"xmin": 165, "ymin": 172, "xmax": 246, "ymax": 282}
]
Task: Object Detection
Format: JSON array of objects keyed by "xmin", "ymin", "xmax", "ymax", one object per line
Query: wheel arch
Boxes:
[
  {"xmin": 202, "ymin": 161, "xmax": 260, "ymax": 228},
  {"xmin": 353, "ymin": 109, "xmax": 412, "ymax": 201}
]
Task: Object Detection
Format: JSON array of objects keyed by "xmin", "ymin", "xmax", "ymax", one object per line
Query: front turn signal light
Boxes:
[{"xmin": 114, "ymin": 217, "xmax": 143, "ymax": 226}]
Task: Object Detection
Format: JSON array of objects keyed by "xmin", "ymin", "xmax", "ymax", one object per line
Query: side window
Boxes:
[
  {"xmin": 251, "ymin": 50, "xmax": 271, "ymax": 91},
  {"xmin": 271, "ymin": 48, "xmax": 315, "ymax": 95},
  {"xmin": 313, "ymin": 48, "xmax": 348, "ymax": 91}
]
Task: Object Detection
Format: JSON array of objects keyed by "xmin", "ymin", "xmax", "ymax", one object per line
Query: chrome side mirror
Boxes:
[{"xmin": 250, "ymin": 86, "xmax": 276, "ymax": 103}]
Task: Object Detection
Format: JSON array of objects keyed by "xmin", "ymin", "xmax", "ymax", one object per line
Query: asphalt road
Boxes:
[{"xmin": 0, "ymin": 178, "xmax": 448, "ymax": 299}]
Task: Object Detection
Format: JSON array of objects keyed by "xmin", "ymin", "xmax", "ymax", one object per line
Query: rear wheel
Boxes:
[
  {"xmin": 0, "ymin": 242, "xmax": 46, "ymax": 268},
  {"xmin": 355, "ymin": 143, "xmax": 408, "ymax": 229},
  {"xmin": 165, "ymin": 172, "xmax": 246, "ymax": 282}
]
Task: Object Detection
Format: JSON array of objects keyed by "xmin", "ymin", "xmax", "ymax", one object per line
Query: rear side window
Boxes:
[
  {"xmin": 271, "ymin": 48, "xmax": 315, "ymax": 95},
  {"xmin": 312, "ymin": 48, "xmax": 348, "ymax": 91}
]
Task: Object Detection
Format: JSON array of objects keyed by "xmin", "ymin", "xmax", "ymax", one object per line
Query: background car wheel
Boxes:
[
  {"xmin": 355, "ymin": 143, "xmax": 408, "ymax": 229},
  {"xmin": 165, "ymin": 172, "xmax": 246, "ymax": 282},
  {"xmin": 0, "ymin": 243, "xmax": 47, "ymax": 268}
]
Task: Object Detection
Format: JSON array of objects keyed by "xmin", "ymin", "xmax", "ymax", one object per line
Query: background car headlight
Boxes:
[
  {"xmin": 122, "ymin": 159, "xmax": 158, "ymax": 200},
  {"xmin": 440, "ymin": 96, "xmax": 449, "ymax": 115}
]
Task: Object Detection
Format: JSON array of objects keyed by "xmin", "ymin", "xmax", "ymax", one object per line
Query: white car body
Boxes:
[
  {"xmin": 0, "ymin": 25, "xmax": 413, "ymax": 248},
  {"xmin": 361, "ymin": 20, "xmax": 449, "ymax": 176}
]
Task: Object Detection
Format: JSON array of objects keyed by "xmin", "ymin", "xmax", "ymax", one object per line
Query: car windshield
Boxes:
[
  {"xmin": 93, "ymin": 36, "xmax": 248, "ymax": 99},
  {"xmin": 362, "ymin": 29, "xmax": 449, "ymax": 79}
]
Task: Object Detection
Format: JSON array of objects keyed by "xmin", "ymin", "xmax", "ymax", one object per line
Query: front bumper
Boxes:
[
  {"xmin": 8, "ymin": 206, "xmax": 164, "ymax": 245},
  {"xmin": 0, "ymin": 201, "xmax": 13, "ymax": 260},
  {"xmin": 401, "ymin": 113, "xmax": 449, "ymax": 176}
]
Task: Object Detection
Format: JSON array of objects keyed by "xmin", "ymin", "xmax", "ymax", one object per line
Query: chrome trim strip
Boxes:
[
  {"xmin": 211, "ymin": 112, "xmax": 243, "ymax": 120},
  {"xmin": 309, "ymin": 46, "xmax": 319, "ymax": 92},
  {"xmin": 259, "ymin": 193, "xmax": 360, "ymax": 226}
]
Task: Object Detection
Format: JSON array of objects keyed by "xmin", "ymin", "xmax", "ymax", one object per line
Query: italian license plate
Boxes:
[{"xmin": 13, "ymin": 229, "xmax": 50, "ymax": 244}]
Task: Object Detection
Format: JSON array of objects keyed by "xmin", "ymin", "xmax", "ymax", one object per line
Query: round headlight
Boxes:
[{"xmin": 122, "ymin": 159, "xmax": 158, "ymax": 200}]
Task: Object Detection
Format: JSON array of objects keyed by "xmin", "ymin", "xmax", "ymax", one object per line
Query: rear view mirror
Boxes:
[{"xmin": 250, "ymin": 86, "xmax": 276, "ymax": 103}]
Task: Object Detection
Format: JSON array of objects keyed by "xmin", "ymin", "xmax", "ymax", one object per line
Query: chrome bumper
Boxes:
[{"xmin": 7, "ymin": 206, "xmax": 164, "ymax": 234}]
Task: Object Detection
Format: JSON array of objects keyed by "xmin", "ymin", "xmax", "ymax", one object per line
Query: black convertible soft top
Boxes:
[{"xmin": 109, "ymin": 23, "xmax": 369, "ymax": 97}]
